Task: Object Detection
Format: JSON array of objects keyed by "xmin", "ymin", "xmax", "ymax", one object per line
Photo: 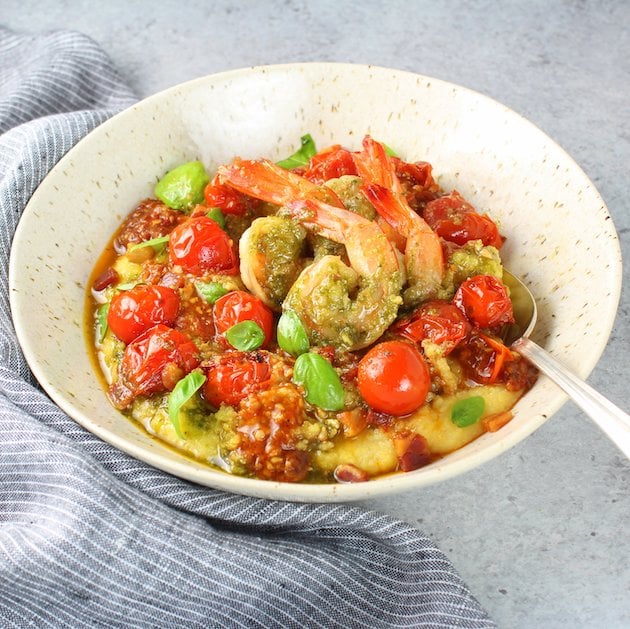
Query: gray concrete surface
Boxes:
[{"xmin": 3, "ymin": 1, "xmax": 628, "ymax": 627}]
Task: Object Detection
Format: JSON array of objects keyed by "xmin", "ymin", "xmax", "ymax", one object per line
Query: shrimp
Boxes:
[
  {"xmin": 217, "ymin": 158, "xmax": 344, "ymax": 208},
  {"xmin": 353, "ymin": 136, "xmax": 444, "ymax": 306},
  {"xmin": 238, "ymin": 215, "xmax": 307, "ymax": 311},
  {"xmin": 283, "ymin": 198, "xmax": 403, "ymax": 350},
  {"xmin": 218, "ymin": 154, "xmax": 404, "ymax": 349}
]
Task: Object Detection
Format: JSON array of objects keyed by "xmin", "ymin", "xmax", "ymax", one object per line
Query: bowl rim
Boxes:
[{"xmin": 9, "ymin": 62, "xmax": 623, "ymax": 502}]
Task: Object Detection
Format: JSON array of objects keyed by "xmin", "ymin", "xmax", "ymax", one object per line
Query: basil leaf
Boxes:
[
  {"xmin": 155, "ymin": 160, "xmax": 209, "ymax": 211},
  {"xmin": 97, "ymin": 303, "xmax": 110, "ymax": 343},
  {"xmin": 451, "ymin": 396, "xmax": 485, "ymax": 427},
  {"xmin": 225, "ymin": 321, "xmax": 265, "ymax": 351},
  {"xmin": 127, "ymin": 235, "xmax": 170, "ymax": 253},
  {"xmin": 168, "ymin": 371, "xmax": 206, "ymax": 438},
  {"xmin": 116, "ymin": 280, "xmax": 141, "ymax": 291},
  {"xmin": 277, "ymin": 134, "xmax": 317, "ymax": 169},
  {"xmin": 383, "ymin": 142, "xmax": 398, "ymax": 157},
  {"xmin": 195, "ymin": 281, "xmax": 228, "ymax": 304},
  {"xmin": 293, "ymin": 352, "xmax": 345, "ymax": 411},
  {"xmin": 206, "ymin": 207, "xmax": 226, "ymax": 230},
  {"xmin": 277, "ymin": 310, "xmax": 309, "ymax": 356}
]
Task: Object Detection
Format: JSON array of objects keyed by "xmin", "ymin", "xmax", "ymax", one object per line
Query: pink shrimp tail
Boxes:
[
  {"xmin": 352, "ymin": 135, "xmax": 403, "ymax": 196},
  {"xmin": 362, "ymin": 183, "xmax": 417, "ymax": 237},
  {"xmin": 217, "ymin": 158, "xmax": 344, "ymax": 208}
]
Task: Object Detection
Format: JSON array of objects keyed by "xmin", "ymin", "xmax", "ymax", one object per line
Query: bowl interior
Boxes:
[{"xmin": 9, "ymin": 63, "xmax": 622, "ymax": 501}]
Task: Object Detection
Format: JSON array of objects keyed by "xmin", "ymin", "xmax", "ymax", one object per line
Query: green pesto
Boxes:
[
  {"xmin": 283, "ymin": 255, "xmax": 403, "ymax": 350},
  {"xmin": 441, "ymin": 240, "xmax": 503, "ymax": 299},
  {"xmin": 250, "ymin": 216, "xmax": 307, "ymax": 308},
  {"xmin": 326, "ymin": 176, "xmax": 376, "ymax": 220}
]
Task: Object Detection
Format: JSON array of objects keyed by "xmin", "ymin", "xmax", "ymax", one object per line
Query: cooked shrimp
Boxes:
[
  {"xmin": 238, "ymin": 215, "xmax": 307, "ymax": 311},
  {"xmin": 283, "ymin": 199, "xmax": 403, "ymax": 350},
  {"xmin": 217, "ymin": 158, "xmax": 344, "ymax": 208},
  {"xmin": 353, "ymin": 136, "xmax": 444, "ymax": 305}
]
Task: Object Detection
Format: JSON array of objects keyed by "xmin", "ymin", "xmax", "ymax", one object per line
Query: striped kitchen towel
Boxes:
[{"xmin": 0, "ymin": 26, "xmax": 495, "ymax": 628}]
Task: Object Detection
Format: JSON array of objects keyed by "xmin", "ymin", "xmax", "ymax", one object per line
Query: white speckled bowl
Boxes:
[{"xmin": 9, "ymin": 64, "xmax": 622, "ymax": 502}]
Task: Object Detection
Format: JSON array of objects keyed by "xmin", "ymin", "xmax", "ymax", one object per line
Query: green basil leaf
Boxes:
[
  {"xmin": 115, "ymin": 280, "xmax": 141, "ymax": 291},
  {"xmin": 225, "ymin": 320, "xmax": 265, "ymax": 351},
  {"xmin": 451, "ymin": 396, "xmax": 485, "ymax": 427},
  {"xmin": 97, "ymin": 303, "xmax": 110, "ymax": 343},
  {"xmin": 383, "ymin": 142, "xmax": 398, "ymax": 157},
  {"xmin": 155, "ymin": 160, "xmax": 209, "ymax": 211},
  {"xmin": 195, "ymin": 281, "xmax": 228, "ymax": 304},
  {"xmin": 293, "ymin": 352, "xmax": 345, "ymax": 411},
  {"xmin": 276, "ymin": 134, "xmax": 317, "ymax": 169},
  {"xmin": 168, "ymin": 371, "xmax": 206, "ymax": 438},
  {"xmin": 127, "ymin": 235, "xmax": 170, "ymax": 253},
  {"xmin": 277, "ymin": 310, "xmax": 310, "ymax": 356},
  {"xmin": 206, "ymin": 207, "xmax": 226, "ymax": 230}
]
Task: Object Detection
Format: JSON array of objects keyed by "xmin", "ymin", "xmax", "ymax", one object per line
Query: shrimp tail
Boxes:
[
  {"xmin": 352, "ymin": 135, "xmax": 403, "ymax": 195},
  {"xmin": 362, "ymin": 183, "xmax": 417, "ymax": 237},
  {"xmin": 217, "ymin": 158, "xmax": 344, "ymax": 208}
]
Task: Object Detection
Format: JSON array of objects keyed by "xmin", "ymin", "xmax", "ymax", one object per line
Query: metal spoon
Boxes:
[{"xmin": 501, "ymin": 270, "xmax": 630, "ymax": 458}]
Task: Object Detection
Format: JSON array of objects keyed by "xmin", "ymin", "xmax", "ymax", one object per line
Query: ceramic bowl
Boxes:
[{"xmin": 9, "ymin": 63, "xmax": 622, "ymax": 502}]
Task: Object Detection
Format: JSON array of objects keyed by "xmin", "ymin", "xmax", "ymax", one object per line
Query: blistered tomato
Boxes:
[
  {"xmin": 169, "ymin": 216, "xmax": 238, "ymax": 275},
  {"xmin": 357, "ymin": 340, "xmax": 430, "ymax": 416}
]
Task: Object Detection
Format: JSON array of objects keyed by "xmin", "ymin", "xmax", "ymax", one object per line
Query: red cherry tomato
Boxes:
[
  {"xmin": 107, "ymin": 284, "xmax": 180, "ymax": 344},
  {"xmin": 424, "ymin": 191, "xmax": 503, "ymax": 248},
  {"xmin": 357, "ymin": 341, "xmax": 430, "ymax": 416},
  {"xmin": 453, "ymin": 275, "xmax": 515, "ymax": 329},
  {"xmin": 456, "ymin": 332, "xmax": 513, "ymax": 384},
  {"xmin": 301, "ymin": 145, "xmax": 358, "ymax": 183},
  {"xmin": 168, "ymin": 216, "xmax": 238, "ymax": 275},
  {"xmin": 391, "ymin": 300, "xmax": 471, "ymax": 354},
  {"xmin": 213, "ymin": 291, "xmax": 274, "ymax": 347},
  {"xmin": 392, "ymin": 157, "xmax": 439, "ymax": 210},
  {"xmin": 204, "ymin": 175, "xmax": 255, "ymax": 216},
  {"xmin": 202, "ymin": 351, "xmax": 272, "ymax": 407},
  {"xmin": 110, "ymin": 324, "xmax": 199, "ymax": 408}
]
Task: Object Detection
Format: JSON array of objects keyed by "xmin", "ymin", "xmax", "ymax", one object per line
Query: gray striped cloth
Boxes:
[{"xmin": 0, "ymin": 26, "xmax": 495, "ymax": 628}]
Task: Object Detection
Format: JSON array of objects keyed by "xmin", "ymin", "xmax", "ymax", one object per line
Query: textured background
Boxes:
[{"xmin": 3, "ymin": 1, "xmax": 629, "ymax": 627}]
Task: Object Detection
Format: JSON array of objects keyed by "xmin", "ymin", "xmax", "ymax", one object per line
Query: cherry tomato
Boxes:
[
  {"xmin": 202, "ymin": 351, "xmax": 272, "ymax": 407},
  {"xmin": 392, "ymin": 157, "xmax": 439, "ymax": 210},
  {"xmin": 168, "ymin": 216, "xmax": 238, "ymax": 275},
  {"xmin": 391, "ymin": 300, "xmax": 471, "ymax": 354},
  {"xmin": 301, "ymin": 145, "xmax": 358, "ymax": 184},
  {"xmin": 357, "ymin": 340, "xmax": 430, "ymax": 416},
  {"xmin": 453, "ymin": 275, "xmax": 515, "ymax": 328},
  {"xmin": 110, "ymin": 324, "xmax": 199, "ymax": 408},
  {"xmin": 213, "ymin": 290, "xmax": 274, "ymax": 347},
  {"xmin": 204, "ymin": 175, "xmax": 256, "ymax": 216},
  {"xmin": 456, "ymin": 332, "xmax": 513, "ymax": 384},
  {"xmin": 424, "ymin": 191, "xmax": 503, "ymax": 248},
  {"xmin": 107, "ymin": 284, "xmax": 180, "ymax": 344}
]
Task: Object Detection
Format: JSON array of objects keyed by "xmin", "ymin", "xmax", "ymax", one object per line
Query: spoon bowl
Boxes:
[{"xmin": 502, "ymin": 270, "xmax": 630, "ymax": 457}]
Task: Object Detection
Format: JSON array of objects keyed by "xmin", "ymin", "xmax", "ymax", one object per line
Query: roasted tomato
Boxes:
[
  {"xmin": 109, "ymin": 324, "xmax": 199, "ymax": 409},
  {"xmin": 107, "ymin": 284, "xmax": 180, "ymax": 345},
  {"xmin": 213, "ymin": 290, "xmax": 274, "ymax": 347},
  {"xmin": 113, "ymin": 198, "xmax": 186, "ymax": 253},
  {"xmin": 424, "ymin": 191, "xmax": 503, "ymax": 248},
  {"xmin": 456, "ymin": 332, "xmax": 513, "ymax": 385},
  {"xmin": 204, "ymin": 175, "xmax": 257, "ymax": 216},
  {"xmin": 357, "ymin": 340, "xmax": 430, "ymax": 416},
  {"xmin": 301, "ymin": 145, "xmax": 358, "ymax": 183},
  {"xmin": 453, "ymin": 275, "xmax": 515, "ymax": 329},
  {"xmin": 202, "ymin": 350, "xmax": 273, "ymax": 408},
  {"xmin": 391, "ymin": 300, "xmax": 471, "ymax": 354},
  {"xmin": 168, "ymin": 216, "xmax": 238, "ymax": 275},
  {"xmin": 392, "ymin": 157, "xmax": 440, "ymax": 210}
]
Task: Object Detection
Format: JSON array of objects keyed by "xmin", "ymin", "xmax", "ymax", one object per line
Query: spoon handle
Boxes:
[{"xmin": 512, "ymin": 338, "xmax": 630, "ymax": 458}]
